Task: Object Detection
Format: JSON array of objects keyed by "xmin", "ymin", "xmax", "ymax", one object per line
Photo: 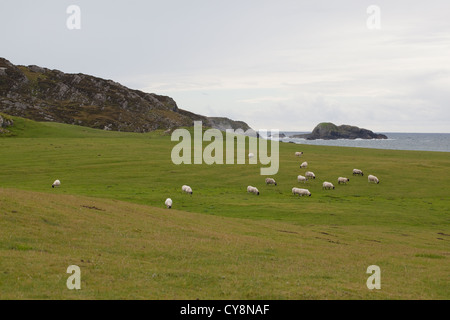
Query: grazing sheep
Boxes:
[
  {"xmin": 182, "ymin": 185, "xmax": 193, "ymax": 194},
  {"xmin": 322, "ymin": 181, "xmax": 335, "ymax": 190},
  {"xmin": 52, "ymin": 180, "xmax": 61, "ymax": 188},
  {"xmin": 338, "ymin": 177, "xmax": 350, "ymax": 184},
  {"xmin": 305, "ymin": 171, "xmax": 316, "ymax": 180},
  {"xmin": 368, "ymin": 175, "xmax": 380, "ymax": 184},
  {"xmin": 247, "ymin": 186, "xmax": 260, "ymax": 195},
  {"xmin": 353, "ymin": 169, "xmax": 364, "ymax": 176},
  {"xmin": 165, "ymin": 198, "xmax": 172, "ymax": 209},
  {"xmin": 292, "ymin": 187, "xmax": 311, "ymax": 197},
  {"xmin": 297, "ymin": 175, "xmax": 308, "ymax": 183},
  {"xmin": 295, "ymin": 152, "xmax": 303, "ymax": 157},
  {"xmin": 300, "ymin": 161, "xmax": 308, "ymax": 168},
  {"xmin": 265, "ymin": 178, "xmax": 277, "ymax": 186}
]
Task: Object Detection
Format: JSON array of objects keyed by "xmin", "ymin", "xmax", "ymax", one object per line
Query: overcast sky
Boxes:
[{"xmin": 1, "ymin": 0, "xmax": 449, "ymax": 132}]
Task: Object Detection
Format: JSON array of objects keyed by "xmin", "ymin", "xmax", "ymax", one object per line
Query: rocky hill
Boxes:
[
  {"xmin": 0, "ymin": 58, "xmax": 251, "ymax": 133},
  {"xmin": 291, "ymin": 122, "xmax": 388, "ymax": 140}
]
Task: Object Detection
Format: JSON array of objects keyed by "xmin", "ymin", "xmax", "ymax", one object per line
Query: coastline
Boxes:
[{"xmin": 275, "ymin": 132, "xmax": 450, "ymax": 153}]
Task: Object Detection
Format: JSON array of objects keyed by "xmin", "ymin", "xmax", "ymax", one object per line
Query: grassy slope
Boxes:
[{"xmin": 0, "ymin": 116, "xmax": 449, "ymax": 299}]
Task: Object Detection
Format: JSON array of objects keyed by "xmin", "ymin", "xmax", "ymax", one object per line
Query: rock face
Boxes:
[
  {"xmin": 292, "ymin": 122, "xmax": 388, "ymax": 140},
  {"xmin": 0, "ymin": 57, "xmax": 251, "ymax": 133}
]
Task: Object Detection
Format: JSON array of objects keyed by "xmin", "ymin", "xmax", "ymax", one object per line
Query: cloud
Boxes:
[
  {"xmin": 1, "ymin": 0, "xmax": 449, "ymax": 132},
  {"xmin": 237, "ymin": 97, "xmax": 291, "ymax": 104}
]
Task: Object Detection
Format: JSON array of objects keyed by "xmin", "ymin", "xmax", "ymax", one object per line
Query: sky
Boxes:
[{"xmin": 1, "ymin": 0, "xmax": 449, "ymax": 132}]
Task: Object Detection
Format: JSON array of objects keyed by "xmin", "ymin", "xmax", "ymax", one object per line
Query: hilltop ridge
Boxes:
[{"xmin": 0, "ymin": 57, "xmax": 251, "ymax": 133}]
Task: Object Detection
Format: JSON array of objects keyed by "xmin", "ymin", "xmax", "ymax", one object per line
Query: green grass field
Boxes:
[{"xmin": 0, "ymin": 115, "xmax": 449, "ymax": 299}]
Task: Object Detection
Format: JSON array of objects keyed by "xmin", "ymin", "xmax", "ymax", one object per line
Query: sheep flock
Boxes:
[{"xmin": 50, "ymin": 149, "xmax": 380, "ymax": 210}]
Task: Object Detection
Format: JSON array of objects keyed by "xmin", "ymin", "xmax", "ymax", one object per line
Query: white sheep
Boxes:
[
  {"xmin": 182, "ymin": 185, "xmax": 193, "ymax": 194},
  {"xmin": 247, "ymin": 186, "xmax": 260, "ymax": 195},
  {"xmin": 295, "ymin": 151, "xmax": 303, "ymax": 157},
  {"xmin": 52, "ymin": 180, "xmax": 61, "ymax": 188},
  {"xmin": 165, "ymin": 198, "xmax": 172, "ymax": 209},
  {"xmin": 338, "ymin": 177, "xmax": 350, "ymax": 184},
  {"xmin": 292, "ymin": 187, "xmax": 311, "ymax": 197},
  {"xmin": 265, "ymin": 178, "xmax": 277, "ymax": 186},
  {"xmin": 297, "ymin": 175, "xmax": 308, "ymax": 183},
  {"xmin": 368, "ymin": 175, "xmax": 380, "ymax": 184},
  {"xmin": 353, "ymin": 169, "xmax": 364, "ymax": 176},
  {"xmin": 305, "ymin": 171, "xmax": 316, "ymax": 180},
  {"xmin": 322, "ymin": 181, "xmax": 335, "ymax": 190},
  {"xmin": 300, "ymin": 161, "xmax": 308, "ymax": 168}
]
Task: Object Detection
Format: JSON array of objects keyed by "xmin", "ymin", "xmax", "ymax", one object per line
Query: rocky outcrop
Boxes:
[
  {"xmin": 0, "ymin": 113, "xmax": 14, "ymax": 134},
  {"xmin": 176, "ymin": 109, "xmax": 251, "ymax": 131},
  {"xmin": 268, "ymin": 132, "xmax": 286, "ymax": 139},
  {"xmin": 0, "ymin": 114, "xmax": 13, "ymax": 127},
  {"xmin": 0, "ymin": 57, "xmax": 251, "ymax": 133},
  {"xmin": 291, "ymin": 122, "xmax": 388, "ymax": 140},
  {"xmin": 206, "ymin": 117, "xmax": 251, "ymax": 131}
]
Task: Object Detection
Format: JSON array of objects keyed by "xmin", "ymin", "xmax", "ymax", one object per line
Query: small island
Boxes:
[{"xmin": 291, "ymin": 122, "xmax": 388, "ymax": 140}]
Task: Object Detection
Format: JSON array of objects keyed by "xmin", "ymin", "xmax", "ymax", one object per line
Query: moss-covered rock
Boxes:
[
  {"xmin": 0, "ymin": 113, "xmax": 14, "ymax": 134},
  {"xmin": 0, "ymin": 113, "xmax": 13, "ymax": 127}
]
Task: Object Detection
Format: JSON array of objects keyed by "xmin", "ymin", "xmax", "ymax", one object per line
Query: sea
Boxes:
[{"xmin": 277, "ymin": 132, "xmax": 450, "ymax": 153}]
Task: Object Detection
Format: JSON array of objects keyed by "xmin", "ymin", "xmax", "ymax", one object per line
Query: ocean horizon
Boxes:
[{"xmin": 277, "ymin": 132, "xmax": 450, "ymax": 153}]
